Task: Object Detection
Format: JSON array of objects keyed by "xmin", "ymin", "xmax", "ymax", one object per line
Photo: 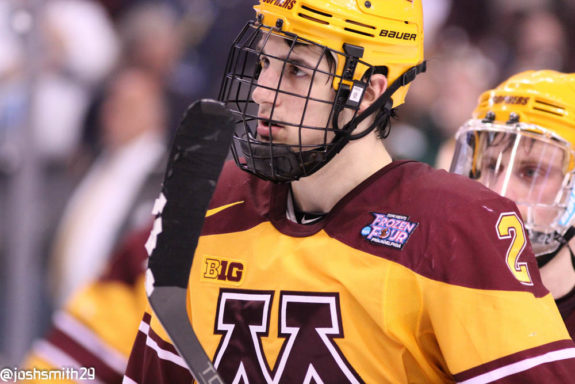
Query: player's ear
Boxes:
[{"xmin": 359, "ymin": 74, "xmax": 387, "ymax": 114}]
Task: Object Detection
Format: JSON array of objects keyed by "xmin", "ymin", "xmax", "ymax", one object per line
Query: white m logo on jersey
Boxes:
[{"xmin": 212, "ymin": 290, "xmax": 364, "ymax": 384}]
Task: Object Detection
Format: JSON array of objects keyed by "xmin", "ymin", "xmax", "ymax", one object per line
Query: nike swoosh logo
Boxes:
[
  {"xmin": 206, "ymin": 201, "xmax": 245, "ymax": 217},
  {"xmin": 300, "ymin": 216, "xmax": 323, "ymax": 225}
]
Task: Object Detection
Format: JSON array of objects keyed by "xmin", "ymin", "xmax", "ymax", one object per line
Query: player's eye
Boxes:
[
  {"xmin": 518, "ymin": 166, "xmax": 538, "ymax": 180},
  {"xmin": 483, "ymin": 158, "xmax": 500, "ymax": 175},
  {"xmin": 287, "ymin": 63, "xmax": 308, "ymax": 78},
  {"xmin": 259, "ymin": 56, "xmax": 270, "ymax": 69},
  {"xmin": 516, "ymin": 163, "xmax": 551, "ymax": 186}
]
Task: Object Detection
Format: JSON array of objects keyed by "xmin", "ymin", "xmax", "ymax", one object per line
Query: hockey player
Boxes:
[
  {"xmin": 125, "ymin": 1, "xmax": 575, "ymax": 383},
  {"xmin": 451, "ymin": 70, "xmax": 575, "ymax": 339},
  {"xmin": 22, "ymin": 226, "xmax": 150, "ymax": 383}
]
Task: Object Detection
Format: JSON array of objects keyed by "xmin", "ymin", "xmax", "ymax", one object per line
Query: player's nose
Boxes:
[{"xmin": 252, "ymin": 66, "xmax": 281, "ymax": 106}]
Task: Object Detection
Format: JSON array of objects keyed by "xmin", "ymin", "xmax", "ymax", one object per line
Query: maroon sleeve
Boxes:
[
  {"xmin": 123, "ymin": 312, "xmax": 193, "ymax": 384},
  {"xmin": 99, "ymin": 224, "xmax": 152, "ymax": 285},
  {"xmin": 558, "ymin": 295, "xmax": 575, "ymax": 340}
]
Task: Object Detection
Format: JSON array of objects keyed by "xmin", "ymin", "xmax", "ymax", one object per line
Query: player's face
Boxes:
[
  {"xmin": 477, "ymin": 133, "xmax": 567, "ymax": 225},
  {"xmin": 252, "ymin": 34, "xmax": 336, "ymax": 146}
]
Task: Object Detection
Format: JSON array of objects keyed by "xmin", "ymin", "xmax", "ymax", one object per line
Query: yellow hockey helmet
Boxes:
[
  {"xmin": 219, "ymin": 0, "xmax": 426, "ymax": 182},
  {"xmin": 254, "ymin": 0, "xmax": 425, "ymax": 107},
  {"xmin": 473, "ymin": 70, "xmax": 575, "ymax": 144},
  {"xmin": 451, "ymin": 70, "xmax": 575, "ymax": 257}
]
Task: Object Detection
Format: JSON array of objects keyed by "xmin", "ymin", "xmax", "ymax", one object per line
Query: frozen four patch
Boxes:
[{"xmin": 361, "ymin": 213, "xmax": 418, "ymax": 249}]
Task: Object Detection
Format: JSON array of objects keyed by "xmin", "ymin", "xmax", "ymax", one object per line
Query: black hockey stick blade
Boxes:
[{"xmin": 146, "ymin": 99, "xmax": 234, "ymax": 384}]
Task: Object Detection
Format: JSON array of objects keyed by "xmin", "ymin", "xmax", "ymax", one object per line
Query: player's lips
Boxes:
[{"xmin": 256, "ymin": 118, "xmax": 285, "ymax": 140}]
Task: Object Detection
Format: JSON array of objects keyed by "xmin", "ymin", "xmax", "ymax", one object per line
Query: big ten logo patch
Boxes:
[{"xmin": 201, "ymin": 256, "xmax": 245, "ymax": 285}]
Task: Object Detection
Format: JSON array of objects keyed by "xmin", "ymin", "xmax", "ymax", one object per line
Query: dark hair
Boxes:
[
  {"xmin": 375, "ymin": 107, "xmax": 397, "ymax": 140},
  {"xmin": 366, "ymin": 66, "xmax": 396, "ymax": 141}
]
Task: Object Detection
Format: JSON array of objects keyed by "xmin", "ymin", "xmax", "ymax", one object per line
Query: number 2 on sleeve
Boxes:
[{"xmin": 496, "ymin": 212, "xmax": 533, "ymax": 286}]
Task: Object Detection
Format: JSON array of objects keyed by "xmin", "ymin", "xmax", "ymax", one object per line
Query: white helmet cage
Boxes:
[{"xmin": 451, "ymin": 119, "xmax": 575, "ymax": 256}]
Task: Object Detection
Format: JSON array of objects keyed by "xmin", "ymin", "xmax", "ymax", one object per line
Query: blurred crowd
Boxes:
[
  {"xmin": 0, "ymin": 0, "xmax": 574, "ymax": 369},
  {"xmin": 0, "ymin": 0, "xmax": 254, "ymax": 366}
]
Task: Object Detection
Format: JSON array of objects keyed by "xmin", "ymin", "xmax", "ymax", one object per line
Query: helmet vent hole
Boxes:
[
  {"xmin": 532, "ymin": 107, "xmax": 564, "ymax": 117},
  {"xmin": 345, "ymin": 19, "xmax": 376, "ymax": 30},
  {"xmin": 533, "ymin": 99, "xmax": 565, "ymax": 117},
  {"xmin": 344, "ymin": 27, "xmax": 374, "ymax": 37},
  {"xmin": 300, "ymin": 5, "xmax": 333, "ymax": 18},
  {"xmin": 298, "ymin": 13, "xmax": 330, "ymax": 25}
]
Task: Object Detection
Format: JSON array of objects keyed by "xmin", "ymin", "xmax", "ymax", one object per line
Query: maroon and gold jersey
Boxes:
[
  {"xmin": 22, "ymin": 227, "xmax": 150, "ymax": 384},
  {"xmin": 125, "ymin": 160, "xmax": 575, "ymax": 383}
]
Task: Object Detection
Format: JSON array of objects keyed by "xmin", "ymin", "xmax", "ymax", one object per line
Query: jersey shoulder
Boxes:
[
  {"xmin": 389, "ymin": 161, "xmax": 515, "ymax": 211},
  {"xmin": 330, "ymin": 161, "xmax": 546, "ymax": 294}
]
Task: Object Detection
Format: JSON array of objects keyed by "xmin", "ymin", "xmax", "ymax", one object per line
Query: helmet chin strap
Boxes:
[{"xmin": 537, "ymin": 226, "xmax": 575, "ymax": 270}]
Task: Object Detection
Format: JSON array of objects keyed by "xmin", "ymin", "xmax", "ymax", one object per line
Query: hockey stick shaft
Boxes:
[{"xmin": 146, "ymin": 99, "xmax": 234, "ymax": 384}]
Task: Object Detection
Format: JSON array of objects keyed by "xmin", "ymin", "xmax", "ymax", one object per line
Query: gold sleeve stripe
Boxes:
[
  {"xmin": 20, "ymin": 354, "xmax": 76, "ymax": 384},
  {"xmin": 65, "ymin": 277, "xmax": 147, "ymax": 357}
]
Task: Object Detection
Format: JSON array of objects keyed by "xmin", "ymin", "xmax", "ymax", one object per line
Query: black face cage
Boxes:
[{"xmin": 217, "ymin": 21, "xmax": 377, "ymax": 183}]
